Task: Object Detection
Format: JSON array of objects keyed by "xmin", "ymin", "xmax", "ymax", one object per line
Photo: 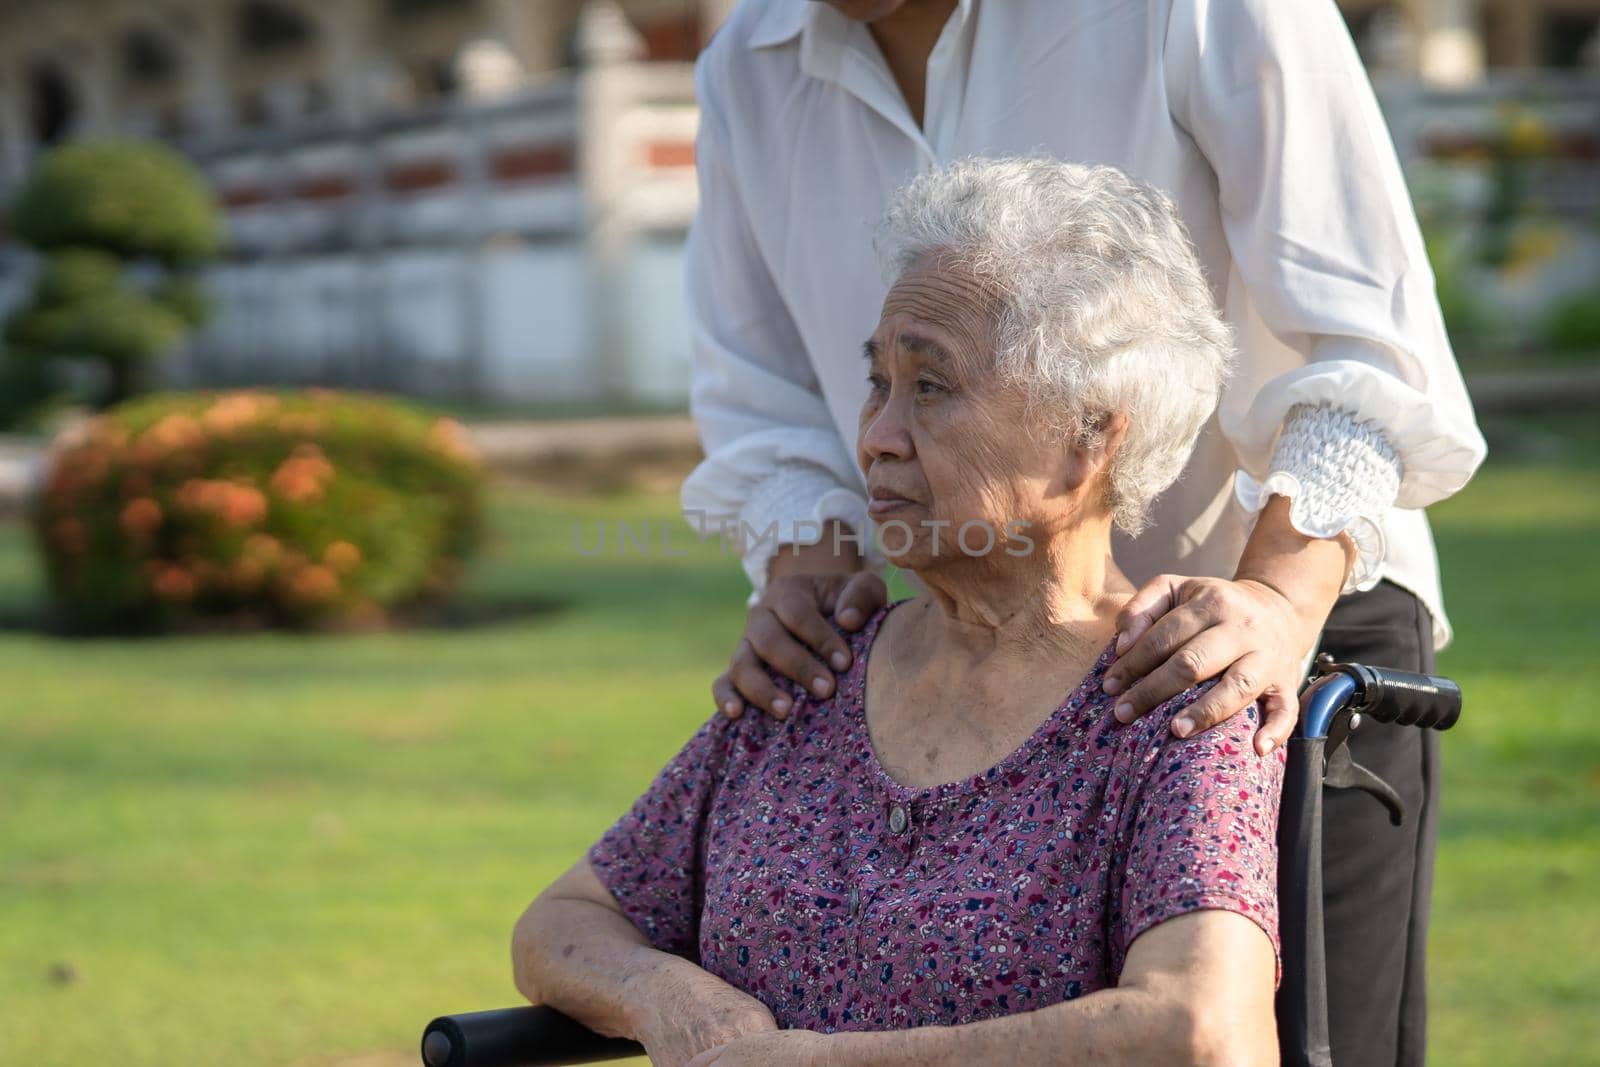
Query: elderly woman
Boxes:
[{"xmin": 512, "ymin": 159, "xmax": 1283, "ymax": 1066}]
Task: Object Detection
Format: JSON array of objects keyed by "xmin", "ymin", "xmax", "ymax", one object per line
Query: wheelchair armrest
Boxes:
[{"xmin": 421, "ymin": 1005, "xmax": 644, "ymax": 1067}]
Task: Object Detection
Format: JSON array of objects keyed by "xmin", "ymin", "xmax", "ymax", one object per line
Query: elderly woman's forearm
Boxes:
[
  {"xmin": 829, "ymin": 914, "xmax": 1278, "ymax": 1066},
  {"xmin": 511, "ymin": 891, "xmax": 674, "ymax": 1039},
  {"xmin": 828, "ymin": 986, "xmax": 1271, "ymax": 1067}
]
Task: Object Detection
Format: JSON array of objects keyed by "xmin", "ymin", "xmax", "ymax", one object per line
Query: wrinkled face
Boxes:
[
  {"xmin": 819, "ymin": 0, "xmax": 911, "ymax": 20},
  {"xmin": 857, "ymin": 256, "xmax": 1099, "ymax": 571}
]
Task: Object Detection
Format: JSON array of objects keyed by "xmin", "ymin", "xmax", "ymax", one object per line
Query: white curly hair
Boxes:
[{"xmin": 874, "ymin": 157, "xmax": 1234, "ymax": 535}]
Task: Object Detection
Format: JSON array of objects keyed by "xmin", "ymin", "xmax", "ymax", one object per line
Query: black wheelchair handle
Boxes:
[
  {"xmin": 421, "ymin": 1005, "xmax": 642, "ymax": 1067},
  {"xmin": 1339, "ymin": 664, "xmax": 1463, "ymax": 731}
]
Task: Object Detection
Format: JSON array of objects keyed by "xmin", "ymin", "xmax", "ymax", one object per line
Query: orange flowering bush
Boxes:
[{"xmin": 33, "ymin": 389, "xmax": 483, "ymax": 628}]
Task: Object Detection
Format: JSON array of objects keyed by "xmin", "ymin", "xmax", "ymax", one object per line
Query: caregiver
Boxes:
[{"xmin": 678, "ymin": 2, "xmax": 1485, "ymax": 1064}]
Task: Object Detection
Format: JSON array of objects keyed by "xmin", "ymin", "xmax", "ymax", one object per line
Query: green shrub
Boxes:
[
  {"xmin": 3, "ymin": 139, "xmax": 222, "ymax": 416},
  {"xmin": 6, "ymin": 285, "xmax": 189, "ymax": 364},
  {"xmin": 34, "ymin": 247, "xmax": 125, "ymax": 303},
  {"xmin": 32, "ymin": 389, "xmax": 483, "ymax": 630},
  {"xmin": 1540, "ymin": 290, "xmax": 1600, "ymax": 356},
  {"xmin": 1424, "ymin": 227, "xmax": 1494, "ymax": 353},
  {"xmin": 9, "ymin": 139, "xmax": 221, "ymax": 265},
  {"xmin": 151, "ymin": 274, "xmax": 214, "ymax": 328},
  {"xmin": 0, "ymin": 348, "xmax": 61, "ymax": 430}
]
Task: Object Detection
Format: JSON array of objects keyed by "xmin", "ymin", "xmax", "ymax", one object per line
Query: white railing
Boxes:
[
  {"xmin": 168, "ymin": 52, "xmax": 699, "ymax": 404},
  {"xmin": 8, "ymin": 69, "xmax": 1594, "ymax": 405}
]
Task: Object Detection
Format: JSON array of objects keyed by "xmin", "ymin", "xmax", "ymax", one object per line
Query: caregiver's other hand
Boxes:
[
  {"xmin": 630, "ymin": 958, "xmax": 778, "ymax": 1067},
  {"xmin": 1104, "ymin": 576, "xmax": 1309, "ymax": 753},
  {"xmin": 713, "ymin": 527, "xmax": 887, "ymax": 721},
  {"xmin": 1101, "ymin": 496, "xmax": 1352, "ymax": 755},
  {"xmin": 684, "ymin": 1028, "xmax": 832, "ymax": 1067}
]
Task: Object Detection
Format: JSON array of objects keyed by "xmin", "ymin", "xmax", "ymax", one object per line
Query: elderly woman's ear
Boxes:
[{"xmin": 1058, "ymin": 411, "xmax": 1129, "ymax": 501}]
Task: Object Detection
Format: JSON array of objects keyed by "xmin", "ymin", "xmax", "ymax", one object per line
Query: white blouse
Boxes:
[{"xmin": 679, "ymin": 0, "xmax": 1486, "ymax": 648}]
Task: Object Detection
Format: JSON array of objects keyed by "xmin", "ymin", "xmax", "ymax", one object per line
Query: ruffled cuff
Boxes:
[
  {"xmin": 1234, "ymin": 403, "xmax": 1402, "ymax": 594},
  {"xmin": 718, "ymin": 463, "xmax": 881, "ymax": 600}
]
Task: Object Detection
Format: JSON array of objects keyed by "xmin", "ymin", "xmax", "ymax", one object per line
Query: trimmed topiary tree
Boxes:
[
  {"xmin": 33, "ymin": 389, "xmax": 484, "ymax": 630},
  {"xmin": 3, "ymin": 139, "xmax": 222, "ymax": 410}
]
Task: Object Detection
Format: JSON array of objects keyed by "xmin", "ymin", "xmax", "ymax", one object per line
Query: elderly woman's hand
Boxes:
[
  {"xmin": 1101, "ymin": 496, "xmax": 1353, "ymax": 754},
  {"xmin": 684, "ymin": 1028, "xmax": 832, "ymax": 1067},
  {"xmin": 629, "ymin": 957, "xmax": 780, "ymax": 1067},
  {"xmin": 712, "ymin": 530, "xmax": 888, "ymax": 719}
]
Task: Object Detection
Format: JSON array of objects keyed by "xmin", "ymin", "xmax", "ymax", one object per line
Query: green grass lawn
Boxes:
[{"xmin": 1, "ymin": 413, "xmax": 1596, "ymax": 1066}]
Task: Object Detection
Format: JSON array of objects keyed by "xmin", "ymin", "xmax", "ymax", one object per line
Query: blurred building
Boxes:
[
  {"xmin": 0, "ymin": 0, "xmax": 729, "ymax": 406},
  {"xmin": 1345, "ymin": 0, "xmax": 1600, "ymax": 83},
  {"xmin": 0, "ymin": 0, "xmax": 1596, "ymax": 406}
]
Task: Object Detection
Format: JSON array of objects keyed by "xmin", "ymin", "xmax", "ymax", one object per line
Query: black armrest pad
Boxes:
[{"xmin": 421, "ymin": 1005, "xmax": 644, "ymax": 1067}]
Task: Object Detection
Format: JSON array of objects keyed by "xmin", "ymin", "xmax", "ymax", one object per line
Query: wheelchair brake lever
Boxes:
[
  {"xmin": 1322, "ymin": 743, "xmax": 1405, "ymax": 826},
  {"xmin": 1310, "ymin": 656, "xmax": 1406, "ymax": 826}
]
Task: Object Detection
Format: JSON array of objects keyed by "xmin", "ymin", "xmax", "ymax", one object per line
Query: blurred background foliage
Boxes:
[
  {"xmin": 33, "ymin": 389, "xmax": 483, "ymax": 631},
  {"xmin": 8, "ymin": 138, "xmax": 222, "ymax": 263},
  {"xmin": 1416, "ymin": 99, "xmax": 1600, "ymax": 364},
  {"xmin": 2, "ymin": 139, "xmax": 220, "ymax": 415}
]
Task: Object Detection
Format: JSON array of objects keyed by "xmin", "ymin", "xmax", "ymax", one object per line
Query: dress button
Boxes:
[{"xmin": 888, "ymin": 803, "xmax": 909, "ymax": 835}]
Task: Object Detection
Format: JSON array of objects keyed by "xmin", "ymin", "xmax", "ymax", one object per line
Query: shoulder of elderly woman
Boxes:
[
  {"xmin": 1114, "ymin": 676, "xmax": 1272, "ymax": 763},
  {"xmin": 756, "ymin": 608, "xmax": 872, "ymax": 707}
]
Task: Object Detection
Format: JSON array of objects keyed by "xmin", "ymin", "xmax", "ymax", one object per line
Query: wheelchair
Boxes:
[{"xmin": 420, "ymin": 657, "xmax": 1462, "ymax": 1067}]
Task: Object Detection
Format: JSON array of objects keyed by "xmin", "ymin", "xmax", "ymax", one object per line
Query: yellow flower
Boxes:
[
  {"xmin": 427, "ymin": 418, "xmax": 479, "ymax": 464},
  {"xmin": 322, "ymin": 540, "xmax": 363, "ymax": 574},
  {"xmin": 202, "ymin": 391, "xmax": 278, "ymax": 435}
]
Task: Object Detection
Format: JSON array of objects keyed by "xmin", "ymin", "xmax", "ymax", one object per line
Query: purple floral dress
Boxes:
[{"xmin": 589, "ymin": 602, "xmax": 1284, "ymax": 1033}]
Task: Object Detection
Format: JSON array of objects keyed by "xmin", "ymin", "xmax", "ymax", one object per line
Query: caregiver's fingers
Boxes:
[
  {"xmin": 1104, "ymin": 588, "xmax": 1216, "ymax": 703},
  {"xmin": 830, "ymin": 571, "xmax": 888, "ymax": 633},
  {"xmin": 1169, "ymin": 651, "xmax": 1276, "ymax": 741},
  {"xmin": 1113, "ymin": 573, "xmax": 1187, "ymax": 655},
  {"xmin": 747, "ymin": 607, "xmax": 836, "ymax": 701},
  {"xmin": 1112, "ymin": 628, "xmax": 1236, "ymax": 726},
  {"xmin": 771, "ymin": 586, "xmax": 853, "ymax": 677},
  {"xmin": 726, "ymin": 638, "xmax": 796, "ymax": 720},
  {"xmin": 1254, "ymin": 683, "xmax": 1300, "ymax": 756},
  {"xmin": 712, "ymin": 672, "xmax": 746, "ymax": 719}
]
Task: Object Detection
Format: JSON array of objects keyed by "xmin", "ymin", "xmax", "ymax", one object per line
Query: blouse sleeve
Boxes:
[
  {"xmin": 678, "ymin": 55, "xmax": 883, "ymax": 597},
  {"xmin": 1109, "ymin": 684, "xmax": 1286, "ymax": 984},
  {"xmin": 1235, "ymin": 402, "xmax": 1403, "ymax": 592},
  {"xmin": 1163, "ymin": 0, "xmax": 1487, "ymax": 565},
  {"xmin": 587, "ymin": 712, "xmax": 744, "ymax": 959}
]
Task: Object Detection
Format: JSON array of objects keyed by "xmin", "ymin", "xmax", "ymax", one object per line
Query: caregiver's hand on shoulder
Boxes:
[
  {"xmin": 629, "ymin": 957, "xmax": 778, "ymax": 1067},
  {"xmin": 713, "ymin": 527, "xmax": 887, "ymax": 721},
  {"xmin": 1101, "ymin": 496, "xmax": 1353, "ymax": 756},
  {"xmin": 684, "ymin": 1028, "xmax": 832, "ymax": 1067},
  {"xmin": 1103, "ymin": 576, "xmax": 1311, "ymax": 754}
]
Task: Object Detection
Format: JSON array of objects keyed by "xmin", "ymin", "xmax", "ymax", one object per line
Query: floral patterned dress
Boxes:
[{"xmin": 589, "ymin": 602, "xmax": 1284, "ymax": 1032}]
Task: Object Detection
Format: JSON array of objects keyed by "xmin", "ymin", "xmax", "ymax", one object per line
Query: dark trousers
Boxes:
[{"xmin": 1313, "ymin": 580, "xmax": 1440, "ymax": 1067}]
